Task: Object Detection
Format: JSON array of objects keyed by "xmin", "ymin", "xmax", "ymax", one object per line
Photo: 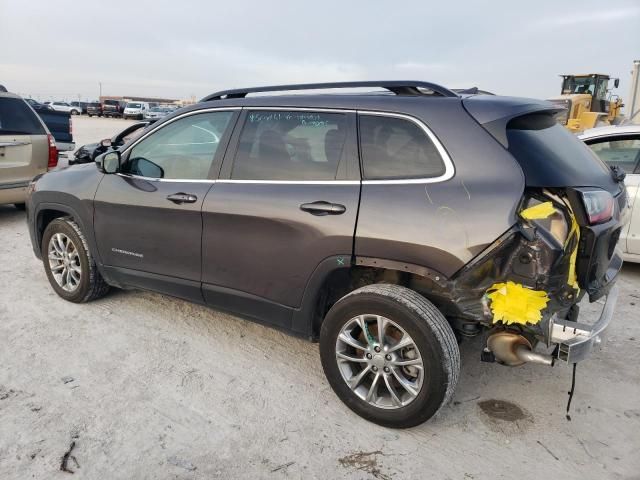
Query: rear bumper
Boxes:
[
  {"xmin": 551, "ymin": 284, "xmax": 618, "ymax": 363},
  {"xmin": 56, "ymin": 141, "xmax": 75, "ymax": 152}
]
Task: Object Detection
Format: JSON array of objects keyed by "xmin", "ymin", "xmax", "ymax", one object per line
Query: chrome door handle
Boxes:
[
  {"xmin": 167, "ymin": 193, "xmax": 197, "ymax": 204},
  {"xmin": 300, "ymin": 201, "xmax": 346, "ymax": 216}
]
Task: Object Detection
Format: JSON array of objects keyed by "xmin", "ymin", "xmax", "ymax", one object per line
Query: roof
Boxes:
[
  {"xmin": 579, "ymin": 124, "xmax": 640, "ymax": 139},
  {"xmin": 560, "ymin": 73, "xmax": 611, "ymax": 78},
  {"xmin": 200, "ymin": 81, "xmax": 458, "ymax": 102}
]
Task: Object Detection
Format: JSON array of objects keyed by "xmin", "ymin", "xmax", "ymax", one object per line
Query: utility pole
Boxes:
[{"xmin": 99, "ymin": 81, "xmax": 102, "ymax": 100}]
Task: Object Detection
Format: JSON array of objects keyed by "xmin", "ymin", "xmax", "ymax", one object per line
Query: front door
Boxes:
[
  {"xmin": 94, "ymin": 109, "xmax": 238, "ymax": 300},
  {"xmin": 201, "ymin": 109, "xmax": 360, "ymax": 328}
]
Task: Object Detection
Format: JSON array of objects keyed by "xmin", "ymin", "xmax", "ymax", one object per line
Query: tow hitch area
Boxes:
[{"xmin": 551, "ymin": 284, "xmax": 618, "ymax": 363}]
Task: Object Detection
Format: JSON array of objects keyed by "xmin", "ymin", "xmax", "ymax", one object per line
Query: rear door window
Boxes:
[
  {"xmin": 0, "ymin": 97, "xmax": 45, "ymax": 135},
  {"xmin": 358, "ymin": 114, "xmax": 445, "ymax": 180},
  {"xmin": 231, "ymin": 111, "xmax": 348, "ymax": 180},
  {"xmin": 586, "ymin": 136, "xmax": 640, "ymax": 174}
]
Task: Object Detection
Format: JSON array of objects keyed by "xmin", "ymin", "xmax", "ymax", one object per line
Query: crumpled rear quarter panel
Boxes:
[{"xmin": 354, "ymin": 100, "xmax": 525, "ymax": 278}]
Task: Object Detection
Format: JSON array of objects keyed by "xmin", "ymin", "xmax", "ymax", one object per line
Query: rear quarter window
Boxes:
[
  {"xmin": 0, "ymin": 97, "xmax": 46, "ymax": 135},
  {"xmin": 358, "ymin": 114, "xmax": 445, "ymax": 180}
]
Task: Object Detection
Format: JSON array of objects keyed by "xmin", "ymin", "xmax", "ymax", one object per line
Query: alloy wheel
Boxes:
[
  {"xmin": 335, "ymin": 314, "xmax": 425, "ymax": 409},
  {"xmin": 48, "ymin": 233, "xmax": 82, "ymax": 292}
]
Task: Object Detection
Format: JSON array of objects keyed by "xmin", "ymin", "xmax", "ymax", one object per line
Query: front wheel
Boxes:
[
  {"xmin": 41, "ymin": 218, "xmax": 110, "ymax": 303},
  {"xmin": 320, "ymin": 284, "xmax": 460, "ymax": 428}
]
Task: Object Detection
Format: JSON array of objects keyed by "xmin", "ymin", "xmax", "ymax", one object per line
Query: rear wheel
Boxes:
[
  {"xmin": 42, "ymin": 218, "xmax": 110, "ymax": 303},
  {"xmin": 320, "ymin": 284, "xmax": 460, "ymax": 428}
]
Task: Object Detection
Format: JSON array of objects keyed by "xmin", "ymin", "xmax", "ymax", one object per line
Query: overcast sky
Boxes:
[{"xmin": 1, "ymin": 0, "xmax": 638, "ymax": 103}]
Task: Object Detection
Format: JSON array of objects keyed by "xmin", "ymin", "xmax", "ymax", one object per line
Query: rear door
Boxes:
[
  {"xmin": 585, "ymin": 134, "xmax": 640, "ymax": 255},
  {"xmin": 201, "ymin": 108, "xmax": 360, "ymax": 328},
  {"xmin": 0, "ymin": 95, "xmax": 49, "ymax": 200},
  {"xmin": 93, "ymin": 109, "xmax": 239, "ymax": 300}
]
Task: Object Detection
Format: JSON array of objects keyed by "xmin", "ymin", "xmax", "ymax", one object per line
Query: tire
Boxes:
[
  {"xmin": 41, "ymin": 217, "xmax": 110, "ymax": 303},
  {"xmin": 14, "ymin": 203, "xmax": 26, "ymax": 211},
  {"xmin": 88, "ymin": 114, "xmax": 93, "ymax": 118},
  {"xmin": 71, "ymin": 109, "xmax": 79, "ymax": 115},
  {"xmin": 320, "ymin": 284, "xmax": 460, "ymax": 428}
]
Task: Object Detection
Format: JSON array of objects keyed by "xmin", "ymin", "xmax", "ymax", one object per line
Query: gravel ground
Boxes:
[{"xmin": 1, "ymin": 116, "xmax": 639, "ymax": 479}]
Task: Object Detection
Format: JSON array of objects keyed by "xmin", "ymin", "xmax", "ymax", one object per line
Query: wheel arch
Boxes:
[
  {"xmin": 33, "ymin": 202, "xmax": 98, "ymax": 263},
  {"xmin": 292, "ymin": 256, "xmax": 450, "ymax": 340}
]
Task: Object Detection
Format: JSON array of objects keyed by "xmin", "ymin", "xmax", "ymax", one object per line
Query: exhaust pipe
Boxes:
[{"xmin": 487, "ymin": 331, "xmax": 554, "ymax": 366}]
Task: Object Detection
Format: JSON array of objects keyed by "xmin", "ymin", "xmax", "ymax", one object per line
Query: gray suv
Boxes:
[{"xmin": 26, "ymin": 81, "xmax": 627, "ymax": 428}]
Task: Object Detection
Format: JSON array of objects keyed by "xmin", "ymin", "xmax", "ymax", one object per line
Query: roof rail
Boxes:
[{"xmin": 200, "ymin": 81, "xmax": 458, "ymax": 102}]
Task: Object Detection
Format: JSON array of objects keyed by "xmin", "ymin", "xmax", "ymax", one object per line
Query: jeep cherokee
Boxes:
[{"xmin": 26, "ymin": 81, "xmax": 628, "ymax": 428}]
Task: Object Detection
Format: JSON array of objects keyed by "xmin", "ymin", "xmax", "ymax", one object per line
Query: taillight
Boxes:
[
  {"xmin": 580, "ymin": 189, "xmax": 614, "ymax": 225},
  {"xmin": 47, "ymin": 134, "xmax": 58, "ymax": 169}
]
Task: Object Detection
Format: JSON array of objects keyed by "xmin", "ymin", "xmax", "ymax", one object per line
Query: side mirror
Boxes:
[
  {"xmin": 96, "ymin": 151, "xmax": 121, "ymax": 174},
  {"xmin": 129, "ymin": 157, "xmax": 164, "ymax": 178},
  {"xmin": 613, "ymin": 78, "xmax": 620, "ymax": 89},
  {"xmin": 100, "ymin": 138, "xmax": 112, "ymax": 148}
]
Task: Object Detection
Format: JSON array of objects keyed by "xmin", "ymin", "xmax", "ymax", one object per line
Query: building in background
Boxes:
[{"xmin": 99, "ymin": 95, "xmax": 196, "ymax": 107}]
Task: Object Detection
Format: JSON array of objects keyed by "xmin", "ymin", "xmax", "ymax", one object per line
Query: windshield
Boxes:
[
  {"xmin": 127, "ymin": 103, "xmax": 142, "ymax": 109},
  {"xmin": 561, "ymin": 76, "xmax": 596, "ymax": 95},
  {"xmin": 150, "ymin": 107, "xmax": 163, "ymax": 112}
]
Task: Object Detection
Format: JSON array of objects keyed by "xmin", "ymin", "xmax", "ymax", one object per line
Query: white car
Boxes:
[
  {"xmin": 580, "ymin": 125, "xmax": 640, "ymax": 263},
  {"xmin": 49, "ymin": 101, "xmax": 81, "ymax": 115},
  {"xmin": 123, "ymin": 102, "xmax": 150, "ymax": 120},
  {"xmin": 144, "ymin": 106, "xmax": 174, "ymax": 120}
]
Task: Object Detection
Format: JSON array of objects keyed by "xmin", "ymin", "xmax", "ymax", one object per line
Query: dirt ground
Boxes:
[{"xmin": 1, "ymin": 116, "xmax": 639, "ymax": 479}]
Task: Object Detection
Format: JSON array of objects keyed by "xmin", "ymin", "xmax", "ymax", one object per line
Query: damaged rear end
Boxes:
[{"xmin": 451, "ymin": 96, "xmax": 629, "ymax": 366}]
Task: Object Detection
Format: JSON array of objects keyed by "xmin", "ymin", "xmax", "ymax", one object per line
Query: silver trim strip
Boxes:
[
  {"xmin": 117, "ymin": 106, "xmax": 455, "ymax": 185},
  {"xmin": 217, "ymin": 179, "xmax": 360, "ymax": 185},
  {"xmin": 116, "ymin": 173, "xmax": 216, "ymax": 183},
  {"xmin": 0, "ymin": 141, "xmax": 31, "ymax": 147},
  {"xmin": 244, "ymin": 106, "xmax": 356, "ymax": 114}
]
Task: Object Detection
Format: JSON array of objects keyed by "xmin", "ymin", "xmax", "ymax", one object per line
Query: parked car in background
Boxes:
[
  {"xmin": 50, "ymin": 102, "xmax": 81, "ymax": 115},
  {"xmin": 580, "ymin": 124, "xmax": 640, "ymax": 262},
  {"xmin": 102, "ymin": 99, "xmax": 126, "ymax": 118},
  {"xmin": 86, "ymin": 102, "xmax": 103, "ymax": 117},
  {"xmin": 26, "ymin": 81, "xmax": 627, "ymax": 428},
  {"xmin": 70, "ymin": 101, "xmax": 88, "ymax": 114},
  {"xmin": 0, "ymin": 86, "xmax": 57, "ymax": 208},
  {"xmin": 24, "ymin": 98, "xmax": 54, "ymax": 112},
  {"xmin": 123, "ymin": 102, "xmax": 150, "ymax": 120},
  {"xmin": 24, "ymin": 98, "xmax": 75, "ymax": 153},
  {"xmin": 71, "ymin": 120, "xmax": 156, "ymax": 165},
  {"xmin": 144, "ymin": 106, "xmax": 174, "ymax": 120}
]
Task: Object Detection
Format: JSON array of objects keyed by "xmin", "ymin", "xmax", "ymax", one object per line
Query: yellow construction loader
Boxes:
[{"xmin": 547, "ymin": 73, "xmax": 624, "ymax": 133}]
